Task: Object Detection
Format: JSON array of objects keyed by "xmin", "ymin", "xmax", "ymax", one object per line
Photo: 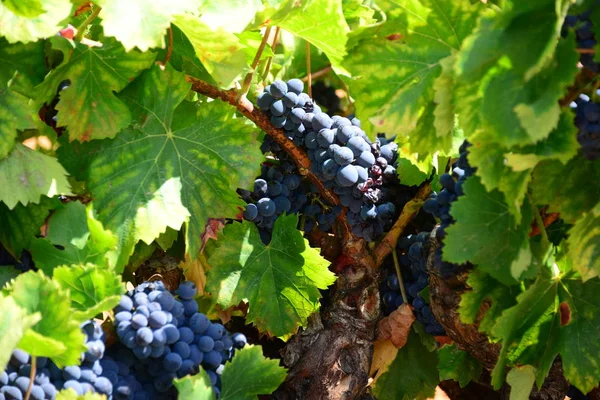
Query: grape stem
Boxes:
[
  {"xmin": 185, "ymin": 75, "xmax": 350, "ymax": 231},
  {"xmin": 240, "ymin": 26, "xmax": 272, "ymax": 99},
  {"xmin": 74, "ymin": 5, "xmax": 101, "ymax": 41},
  {"xmin": 24, "ymin": 356, "xmax": 36, "ymax": 400},
  {"xmin": 392, "ymin": 248, "xmax": 409, "ymax": 304},
  {"xmin": 374, "ymin": 182, "xmax": 432, "ymax": 265}
]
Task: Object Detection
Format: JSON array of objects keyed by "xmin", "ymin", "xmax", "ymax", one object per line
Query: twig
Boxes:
[
  {"xmin": 374, "ymin": 183, "xmax": 432, "ymax": 265},
  {"xmin": 24, "ymin": 356, "xmax": 36, "ymax": 400},
  {"xmin": 529, "ymin": 196, "xmax": 550, "ymax": 246},
  {"xmin": 529, "ymin": 211, "xmax": 560, "ymax": 238},
  {"xmin": 160, "ymin": 27, "xmax": 173, "ymax": 67},
  {"xmin": 306, "ymin": 41, "xmax": 312, "ymax": 98},
  {"xmin": 392, "ymin": 248, "xmax": 408, "ymax": 304},
  {"xmin": 185, "ymin": 75, "xmax": 343, "ymax": 210},
  {"xmin": 577, "ymin": 48, "xmax": 596, "ymax": 54},
  {"xmin": 262, "ymin": 27, "xmax": 280, "ymax": 84},
  {"xmin": 74, "ymin": 5, "xmax": 101, "ymax": 41},
  {"xmin": 302, "ymin": 65, "xmax": 332, "ymax": 82},
  {"xmin": 559, "ymin": 69, "xmax": 598, "ymax": 107},
  {"xmin": 240, "ymin": 26, "xmax": 272, "ymax": 98}
]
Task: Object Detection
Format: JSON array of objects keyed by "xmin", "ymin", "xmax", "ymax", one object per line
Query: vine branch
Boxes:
[
  {"xmin": 24, "ymin": 356, "xmax": 36, "ymax": 400},
  {"xmin": 374, "ymin": 182, "xmax": 432, "ymax": 265},
  {"xmin": 302, "ymin": 65, "xmax": 332, "ymax": 82},
  {"xmin": 262, "ymin": 27, "xmax": 280, "ymax": 84},
  {"xmin": 185, "ymin": 75, "xmax": 348, "ymax": 219},
  {"xmin": 306, "ymin": 41, "xmax": 312, "ymax": 98},
  {"xmin": 160, "ymin": 27, "xmax": 173, "ymax": 67}
]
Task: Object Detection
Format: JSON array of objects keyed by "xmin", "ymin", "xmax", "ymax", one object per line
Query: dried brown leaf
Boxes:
[{"xmin": 377, "ymin": 303, "xmax": 416, "ymax": 348}]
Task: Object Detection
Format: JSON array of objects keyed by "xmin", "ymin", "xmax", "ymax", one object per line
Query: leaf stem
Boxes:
[
  {"xmin": 75, "ymin": 5, "xmax": 101, "ymax": 41},
  {"xmin": 24, "ymin": 356, "xmax": 36, "ymax": 400},
  {"xmin": 528, "ymin": 193, "xmax": 550, "ymax": 246},
  {"xmin": 392, "ymin": 248, "xmax": 408, "ymax": 304},
  {"xmin": 240, "ymin": 26, "xmax": 272, "ymax": 98},
  {"xmin": 302, "ymin": 65, "xmax": 332, "ymax": 83},
  {"xmin": 160, "ymin": 27, "xmax": 174, "ymax": 67},
  {"xmin": 306, "ymin": 41, "xmax": 312, "ymax": 98},
  {"xmin": 262, "ymin": 27, "xmax": 280, "ymax": 84}
]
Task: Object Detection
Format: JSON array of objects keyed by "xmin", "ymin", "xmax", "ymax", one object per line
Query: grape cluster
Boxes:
[
  {"xmin": 112, "ymin": 280, "xmax": 245, "ymax": 397},
  {"xmin": 570, "ymin": 93, "xmax": 600, "ymax": 160},
  {"xmin": 422, "ymin": 141, "xmax": 475, "ymax": 277},
  {"xmin": 381, "ymin": 232, "xmax": 445, "ymax": 335},
  {"xmin": 563, "ymin": 3, "xmax": 600, "ymax": 73},
  {"xmin": 0, "ymin": 320, "xmax": 137, "ymax": 400},
  {"xmin": 256, "ymin": 79, "xmax": 398, "ymax": 241}
]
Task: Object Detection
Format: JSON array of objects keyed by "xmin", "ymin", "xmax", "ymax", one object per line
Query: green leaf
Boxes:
[
  {"xmin": 0, "ymin": 0, "xmax": 71, "ymax": 44},
  {"xmin": 220, "ymin": 345, "xmax": 287, "ymax": 399},
  {"xmin": 174, "ymin": 369, "xmax": 218, "ymax": 400},
  {"xmin": 0, "ymin": 267, "xmax": 20, "ymax": 288},
  {"xmin": 444, "ymin": 176, "xmax": 534, "ymax": 285},
  {"xmin": 396, "ymin": 157, "xmax": 429, "ymax": 187},
  {"xmin": 207, "ymin": 215, "xmax": 335, "ymax": 338},
  {"xmin": 55, "ymin": 390, "xmax": 106, "ymax": 400},
  {"xmin": 96, "ymin": 0, "xmax": 198, "ymax": 52},
  {"xmin": 53, "ymin": 263, "xmax": 125, "ymax": 320},
  {"xmin": 7, "ymin": 271, "xmax": 86, "ymax": 366},
  {"xmin": 437, "ymin": 343, "xmax": 483, "ymax": 388},
  {"xmin": 2, "ymin": 0, "xmax": 45, "ymax": 18},
  {"xmin": 36, "ymin": 36, "xmax": 156, "ymax": 142},
  {"xmin": 459, "ymin": 270, "xmax": 519, "ymax": 334},
  {"xmin": 567, "ymin": 210, "xmax": 600, "ymax": 281},
  {"xmin": 456, "ymin": 0, "xmax": 571, "ymax": 81},
  {"xmin": 270, "ymin": 0, "xmax": 350, "ymax": 73},
  {"xmin": 198, "ymin": 0, "xmax": 262, "ymax": 34},
  {"xmin": 530, "ymin": 155, "xmax": 600, "ymax": 223},
  {"xmin": 559, "ymin": 276, "xmax": 600, "ymax": 393},
  {"xmin": 0, "ymin": 144, "xmax": 71, "ymax": 209},
  {"xmin": 0, "ymin": 196, "xmax": 59, "ymax": 257},
  {"xmin": 372, "ymin": 329, "xmax": 439, "ymax": 399},
  {"xmin": 343, "ymin": 0, "xmax": 482, "ymax": 136},
  {"xmin": 490, "ymin": 277, "xmax": 558, "ymax": 389},
  {"xmin": 0, "ymin": 294, "xmax": 41, "ymax": 373},
  {"xmin": 30, "ymin": 202, "xmax": 119, "ymax": 274},
  {"xmin": 86, "ymin": 64, "xmax": 263, "ymax": 269},
  {"xmin": 507, "ymin": 365, "xmax": 537, "ymax": 400},
  {"xmin": 174, "ymin": 14, "xmax": 251, "ymax": 88}
]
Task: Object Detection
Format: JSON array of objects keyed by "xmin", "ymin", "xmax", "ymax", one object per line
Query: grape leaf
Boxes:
[
  {"xmin": 567, "ymin": 209, "xmax": 600, "ymax": 281},
  {"xmin": 220, "ymin": 345, "xmax": 287, "ymax": 399},
  {"xmin": 36, "ymin": 36, "xmax": 156, "ymax": 142},
  {"xmin": 396, "ymin": 157, "xmax": 429, "ymax": 187},
  {"xmin": 269, "ymin": 0, "xmax": 350, "ymax": 73},
  {"xmin": 197, "ymin": 0, "xmax": 262, "ymax": 34},
  {"xmin": 558, "ymin": 276, "xmax": 600, "ymax": 393},
  {"xmin": 96, "ymin": 0, "xmax": 198, "ymax": 52},
  {"xmin": 0, "ymin": 267, "xmax": 20, "ymax": 288},
  {"xmin": 507, "ymin": 365, "xmax": 537, "ymax": 400},
  {"xmin": 0, "ymin": 0, "xmax": 71, "ymax": 44},
  {"xmin": 2, "ymin": 0, "xmax": 45, "ymax": 18},
  {"xmin": 174, "ymin": 369, "xmax": 217, "ymax": 400},
  {"xmin": 343, "ymin": 0, "xmax": 482, "ymax": 136},
  {"xmin": 56, "ymin": 390, "xmax": 106, "ymax": 400},
  {"xmin": 0, "ymin": 294, "xmax": 41, "ymax": 373},
  {"xmin": 169, "ymin": 24, "xmax": 216, "ymax": 84},
  {"xmin": 6, "ymin": 271, "xmax": 87, "ymax": 366},
  {"xmin": 0, "ymin": 144, "xmax": 71, "ymax": 209},
  {"xmin": 372, "ymin": 329, "xmax": 439, "ymax": 399},
  {"xmin": 206, "ymin": 215, "xmax": 335, "ymax": 338},
  {"xmin": 0, "ymin": 196, "xmax": 60, "ymax": 257},
  {"xmin": 0, "ymin": 39, "xmax": 46, "ymax": 159},
  {"xmin": 85, "ymin": 64, "xmax": 263, "ymax": 270},
  {"xmin": 456, "ymin": 0, "xmax": 571, "ymax": 81},
  {"xmin": 459, "ymin": 270, "xmax": 519, "ymax": 335},
  {"xmin": 174, "ymin": 14, "xmax": 252, "ymax": 88},
  {"xmin": 53, "ymin": 263, "xmax": 125, "ymax": 320},
  {"xmin": 30, "ymin": 202, "xmax": 119, "ymax": 274},
  {"xmin": 530, "ymin": 156, "xmax": 600, "ymax": 223},
  {"xmin": 437, "ymin": 343, "xmax": 483, "ymax": 388},
  {"xmin": 444, "ymin": 177, "xmax": 534, "ymax": 285}
]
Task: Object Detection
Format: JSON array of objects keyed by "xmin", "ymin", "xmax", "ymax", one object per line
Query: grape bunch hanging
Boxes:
[
  {"xmin": 0, "ymin": 280, "xmax": 247, "ymax": 400},
  {"xmin": 243, "ymin": 79, "xmax": 401, "ymax": 242}
]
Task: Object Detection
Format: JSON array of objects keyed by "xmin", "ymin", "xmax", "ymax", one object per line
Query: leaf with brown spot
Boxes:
[
  {"xmin": 559, "ymin": 301, "xmax": 571, "ymax": 326},
  {"xmin": 377, "ymin": 303, "xmax": 415, "ymax": 348}
]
